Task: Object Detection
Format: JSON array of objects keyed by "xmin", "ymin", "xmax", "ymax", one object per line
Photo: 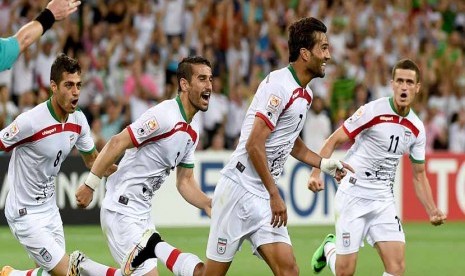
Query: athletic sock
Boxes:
[
  {"xmin": 155, "ymin": 242, "xmax": 202, "ymax": 276},
  {"xmin": 382, "ymin": 272, "xmax": 395, "ymax": 276},
  {"xmin": 79, "ymin": 258, "xmax": 122, "ymax": 276},
  {"xmin": 324, "ymin": 241, "xmax": 337, "ymax": 275},
  {"xmin": 8, "ymin": 268, "xmax": 51, "ymax": 276}
]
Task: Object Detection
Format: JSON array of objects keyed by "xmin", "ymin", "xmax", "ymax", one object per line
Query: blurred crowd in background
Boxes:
[{"xmin": 1, "ymin": 0, "xmax": 465, "ymax": 154}]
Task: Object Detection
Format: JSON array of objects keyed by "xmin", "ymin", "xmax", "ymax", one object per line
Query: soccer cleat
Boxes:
[
  {"xmin": 122, "ymin": 229, "xmax": 163, "ymax": 276},
  {"xmin": 68, "ymin": 250, "xmax": 86, "ymax": 276},
  {"xmin": 311, "ymin": 233, "xmax": 335, "ymax": 274},
  {"xmin": 0, "ymin": 266, "xmax": 13, "ymax": 276}
]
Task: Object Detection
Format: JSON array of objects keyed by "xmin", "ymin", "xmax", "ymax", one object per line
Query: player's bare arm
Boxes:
[
  {"xmin": 411, "ymin": 162, "xmax": 447, "ymax": 226},
  {"xmin": 176, "ymin": 166, "xmax": 212, "ymax": 217},
  {"xmin": 308, "ymin": 126, "xmax": 354, "ymax": 192},
  {"xmin": 14, "ymin": 0, "xmax": 81, "ymax": 53},
  {"xmin": 80, "ymin": 149, "xmax": 117, "ymax": 176},
  {"xmin": 76, "ymin": 128, "xmax": 133, "ymax": 208},
  {"xmin": 246, "ymin": 116, "xmax": 287, "ymax": 228}
]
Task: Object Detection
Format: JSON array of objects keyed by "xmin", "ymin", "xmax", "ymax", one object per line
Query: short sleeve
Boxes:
[
  {"xmin": 342, "ymin": 104, "xmax": 374, "ymax": 139},
  {"xmin": 254, "ymin": 82, "xmax": 288, "ymax": 131},
  {"xmin": 0, "ymin": 37, "xmax": 20, "ymax": 71},
  {"xmin": 75, "ymin": 113, "xmax": 95, "ymax": 153},
  {"xmin": 409, "ymin": 129, "xmax": 426, "ymax": 163},
  {"xmin": 127, "ymin": 107, "xmax": 165, "ymax": 147},
  {"xmin": 0, "ymin": 113, "xmax": 33, "ymax": 152}
]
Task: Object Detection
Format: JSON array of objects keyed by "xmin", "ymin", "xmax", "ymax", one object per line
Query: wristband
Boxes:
[
  {"xmin": 85, "ymin": 172, "xmax": 101, "ymax": 191},
  {"xmin": 34, "ymin": 9, "xmax": 55, "ymax": 35}
]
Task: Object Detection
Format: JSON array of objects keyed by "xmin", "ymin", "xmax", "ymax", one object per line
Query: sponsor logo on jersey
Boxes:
[
  {"xmin": 217, "ymin": 238, "xmax": 227, "ymax": 255},
  {"xmin": 42, "ymin": 127, "xmax": 57, "ymax": 136},
  {"xmin": 39, "ymin": 248, "xmax": 52, "ymax": 262},
  {"xmin": 266, "ymin": 94, "xmax": 282, "ymax": 113},
  {"xmin": 380, "ymin": 116, "xmax": 394, "ymax": 121},
  {"xmin": 342, "ymin": 232, "xmax": 350, "ymax": 247},
  {"xmin": 3, "ymin": 122, "xmax": 20, "ymax": 140}
]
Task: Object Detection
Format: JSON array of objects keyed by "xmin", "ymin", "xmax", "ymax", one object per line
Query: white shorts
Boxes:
[
  {"xmin": 101, "ymin": 208, "xmax": 157, "ymax": 275},
  {"xmin": 206, "ymin": 176, "xmax": 291, "ymax": 262},
  {"xmin": 6, "ymin": 208, "xmax": 65, "ymax": 271},
  {"xmin": 334, "ymin": 190, "xmax": 405, "ymax": 255}
]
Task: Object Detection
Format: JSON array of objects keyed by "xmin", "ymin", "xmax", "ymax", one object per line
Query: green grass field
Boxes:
[{"xmin": 1, "ymin": 223, "xmax": 464, "ymax": 275}]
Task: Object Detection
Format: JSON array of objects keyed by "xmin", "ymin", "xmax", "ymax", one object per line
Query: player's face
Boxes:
[
  {"xmin": 391, "ymin": 69, "xmax": 420, "ymax": 113},
  {"xmin": 51, "ymin": 72, "xmax": 82, "ymax": 116},
  {"xmin": 187, "ymin": 64, "xmax": 213, "ymax": 112},
  {"xmin": 306, "ymin": 32, "xmax": 331, "ymax": 78}
]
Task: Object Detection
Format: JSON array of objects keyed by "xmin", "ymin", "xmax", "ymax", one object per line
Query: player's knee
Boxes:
[
  {"xmin": 276, "ymin": 260, "xmax": 299, "ymax": 276},
  {"xmin": 385, "ymin": 259, "xmax": 405, "ymax": 276}
]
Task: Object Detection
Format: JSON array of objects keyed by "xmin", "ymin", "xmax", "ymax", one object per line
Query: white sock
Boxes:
[
  {"xmin": 155, "ymin": 242, "xmax": 202, "ymax": 276},
  {"xmin": 382, "ymin": 272, "xmax": 395, "ymax": 276},
  {"xmin": 8, "ymin": 268, "xmax": 51, "ymax": 276},
  {"xmin": 79, "ymin": 258, "xmax": 122, "ymax": 276},
  {"xmin": 324, "ymin": 241, "xmax": 337, "ymax": 275}
]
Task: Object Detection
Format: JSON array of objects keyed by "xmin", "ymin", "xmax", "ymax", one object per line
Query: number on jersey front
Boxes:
[
  {"xmin": 54, "ymin": 150, "xmax": 62, "ymax": 167},
  {"xmin": 388, "ymin": 135, "xmax": 399, "ymax": 153}
]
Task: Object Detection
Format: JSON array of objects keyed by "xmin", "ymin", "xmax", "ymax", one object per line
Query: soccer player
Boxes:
[
  {"xmin": 124, "ymin": 17, "xmax": 353, "ymax": 276},
  {"xmin": 309, "ymin": 59, "xmax": 447, "ymax": 276},
  {"xmin": 0, "ymin": 0, "xmax": 81, "ymax": 72},
  {"xmin": 75, "ymin": 56, "xmax": 213, "ymax": 276},
  {"xmin": 0, "ymin": 54, "xmax": 123, "ymax": 276}
]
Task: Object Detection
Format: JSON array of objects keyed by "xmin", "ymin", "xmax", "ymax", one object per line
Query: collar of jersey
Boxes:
[
  {"xmin": 176, "ymin": 95, "xmax": 189, "ymax": 123},
  {"xmin": 47, "ymin": 97, "xmax": 65, "ymax": 123},
  {"xmin": 389, "ymin": 97, "xmax": 410, "ymax": 117},
  {"xmin": 287, "ymin": 64, "xmax": 303, "ymax": 88}
]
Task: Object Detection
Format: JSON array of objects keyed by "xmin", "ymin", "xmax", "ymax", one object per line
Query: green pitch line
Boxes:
[{"xmin": 0, "ymin": 223, "xmax": 464, "ymax": 275}]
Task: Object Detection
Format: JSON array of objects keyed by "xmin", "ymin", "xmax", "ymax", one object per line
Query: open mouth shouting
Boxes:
[{"xmin": 201, "ymin": 92, "xmax": 211, "ymax": 104}]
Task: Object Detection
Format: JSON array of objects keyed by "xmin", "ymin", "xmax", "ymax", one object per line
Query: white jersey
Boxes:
[
  {"xmin": 102, "ymin": 97, "xmax": 200, "ymax": 219},
  {"xmin": 0, "ymin": 99, "xmax": 94, "ymax": 219},
  {"xmin": 339, "ymin": 97, "xmax": 426, "ymax": 200},
  {"xmin": 221, "ymin": 65, "xmax": 313, "ymax": 198}
]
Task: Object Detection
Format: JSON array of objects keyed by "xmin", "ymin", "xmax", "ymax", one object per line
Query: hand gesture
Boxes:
[
  {"xmin": 429, "ymin": 208, "xmax": 446, "ymax": 226},
  {"xmin": 46, "ymin": 0, "xmax": 81, "ymax": 21},
  {"xmin": 75, "ymin": 183, "xmax": 94, "ymax": 208},
  {"xmin": 308, "ymin": 174, "xmax": 324, "ymax": 192}
]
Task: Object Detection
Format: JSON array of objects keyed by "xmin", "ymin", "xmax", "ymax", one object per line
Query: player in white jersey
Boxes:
[
  {"xmin": 75, "ymin": 56, "xmax": 213, "ymax": 276},
  {"xmin": 309, "ymin": 59, "xmax": 447, "ymax": 276},
  {"xmin": 193, "ymin": 17, "xmax": 351, "ymax": 276},
  {"xmin": 0, "ymin": 54, "xmax": 126, "ymax": 276}
]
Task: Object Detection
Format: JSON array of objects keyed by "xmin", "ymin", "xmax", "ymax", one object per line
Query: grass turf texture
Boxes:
[{"xmin": 0, "ymin": 223, "xmax": 464, "ymax": 275}]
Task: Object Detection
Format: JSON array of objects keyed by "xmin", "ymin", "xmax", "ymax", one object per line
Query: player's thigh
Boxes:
[
  {"xmin": 334, "ymin": 192, "xmax": 369, "ymax": 255},
  {"xmin": 335, "ymin": 252, "xmax": 358, "ymax": 276},
  {"xmin": 202, "ymin": 259, "xmax": 232, "ymax": 276},
  {"xmin": 7, "ymin": 211, "xmax": 66, "ymax": 272},
  {"xmin": 257, "ymin": 242, "xmax": 298, "ymax": 276},
  {"xmin": 206, "ymin": 176, "xmax": 262, "ymax": 263},
  {"xmin": 101, "ymin": 208, "xmax": 157, "ymax": 276}
]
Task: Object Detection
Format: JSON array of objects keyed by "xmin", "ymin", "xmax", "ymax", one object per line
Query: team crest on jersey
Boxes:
[
  {"xmin": 2, "ymin": 122, "xmax": 19, "ymax": 140},
  {"xmin": 217, "ymin": 238, "xmax": 227, "ymax": 255},
  {"xmin": 342, "ymin": 232, "xmax": 350, "ymax": 247},
  {"xmin": 347, "ymin": 106, "xmax": 365, "ymax": 123},
  {"xmin": 403, "ymin": 130, "xmax": 412, "ymax": 143},
  {"xmin": 266, "ymin": 94, "xmax": 282, "ymax": 113},
  {"xmin": 39, "ymin": 248, "xmax": 52, "ymax": 262}
]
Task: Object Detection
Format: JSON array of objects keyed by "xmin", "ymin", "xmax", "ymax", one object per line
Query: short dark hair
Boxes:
[
  {"xmin": 392, "ymin": 59, "xmax": 421, "ymax": 83},
  {"xmin": 288, "ymin": 17, "xmax": 327, "ymax": 62},
  {"xmin": 50, "ymin": 53, "xmax": 81, "ymax": 84},
  {"xmin": 177, "ymin": 56, "xmax": 212, "ymax": 92}
]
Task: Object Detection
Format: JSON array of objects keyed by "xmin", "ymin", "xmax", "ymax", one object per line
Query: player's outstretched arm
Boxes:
[
  {"xmin": 14, "ymin": 0, "xmax": 81, "ymax": 53},
  {"xmin": 176, "ymin": 166, "xmax": 212, "ymax": 217},
  {"xmin": 411, "ymin": 162, "xmax": 447, "ymax": 226},
  {"xmin": 307, "ymin": 126, "xmax": 353, "ymax": 192},
  {"xmin": 75, "ymin": 128, "xmax": 133, "ymax": 208}
]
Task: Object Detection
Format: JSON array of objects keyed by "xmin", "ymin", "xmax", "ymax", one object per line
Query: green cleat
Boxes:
[{"xmin": 311, "ymin": 234, "xmax": 335, "ymax": 274}]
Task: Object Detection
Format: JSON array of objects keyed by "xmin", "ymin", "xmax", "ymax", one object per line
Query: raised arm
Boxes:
[{"xmin": 411, "ymin": 162, "xmax": 446, "ymax": 226}]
